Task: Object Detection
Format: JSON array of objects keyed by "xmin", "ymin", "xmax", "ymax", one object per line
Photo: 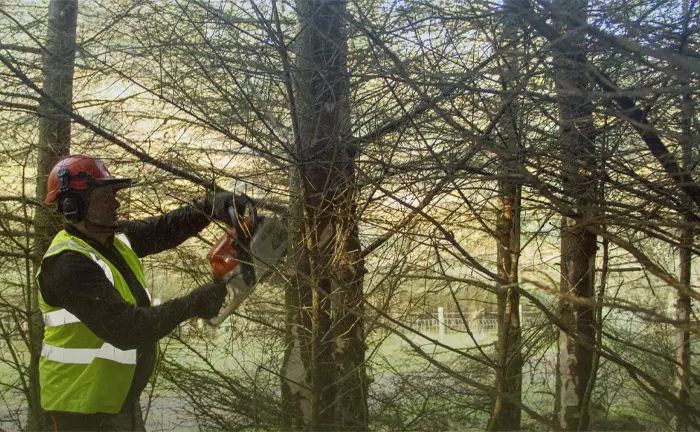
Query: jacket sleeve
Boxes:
[
  {"xmin": 39, "ymin": 251, "xmax": 196, "ymax": 351},
  {"xmin": 120, "ymin": 203, "xmax": 211, "ymax": 258}
]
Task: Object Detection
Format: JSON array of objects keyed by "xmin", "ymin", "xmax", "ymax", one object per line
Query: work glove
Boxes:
[
  {"xmin": 203, "ymin": 191, "xmax": 249, "ymax": 226},
  {"xmin": 186, "ymin": 281, "xmax": 227, "ymax": 319}
]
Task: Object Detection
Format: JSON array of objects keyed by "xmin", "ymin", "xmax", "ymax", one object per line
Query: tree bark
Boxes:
[
  {"xmin": 29, "ymin": 1, "xmax": 78, "ymax": 430},
  {"xmin": 488, "ymin": 3, "xmax": 525, "ymax": 429},
  {"xmin": 281, "ymin": 171, "xmax": 314, "ymax": 429},
  {"xmin": 490, "ymin": 179, "xmax": 522, "ymax": 431},
  {"xmin": 281, "ymin": 0, "xmax": 366, "ymax": 429},
  {"xmin": 552, "ymin": 0, "xmax": 597, "ymax": 429},
  {"xmin": 674, "ymin": 220, "xmax": 692, "ymax": 432}
]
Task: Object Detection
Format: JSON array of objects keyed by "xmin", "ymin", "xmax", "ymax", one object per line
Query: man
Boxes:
[{"xmin": 37, "ymin": 154, "xmax": 242, "ymax": 431}]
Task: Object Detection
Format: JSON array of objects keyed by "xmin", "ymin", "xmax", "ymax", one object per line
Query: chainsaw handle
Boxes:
[
  {"xmin": 227, "ymin": 194, "xmax": 257, "ymax": 234},
  {"xmin": 227, "ymin": 207, "xmax": 236, "ymax": 230},
  {"xmin": 227, "ymin": 195, "xmax": 257, "ymax": 286}
]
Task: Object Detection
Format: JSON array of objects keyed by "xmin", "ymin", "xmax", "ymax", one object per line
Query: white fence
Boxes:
[
  {"xmin": 204, "ymin": 309, "xmax": 541, "ymax": 337},
  {"xmin": 397, "ymin": 309, "xmax": 541, "ymax": 335}
]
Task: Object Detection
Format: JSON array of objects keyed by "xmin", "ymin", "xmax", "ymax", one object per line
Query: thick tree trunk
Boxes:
[
  {"xmin": 29, "ymin": 1, "xmax": 78, "ymax": 430},
  {"xmin": 281, "ymin": 0, "xmax": 366, "ymax": 429},
  {"xmin": 281, "ymin": 170, "xmax": 314, "ymax": 429},
  {"xmin": 552, "ymin": 0, "xmax": 597, "ymax": 430}
]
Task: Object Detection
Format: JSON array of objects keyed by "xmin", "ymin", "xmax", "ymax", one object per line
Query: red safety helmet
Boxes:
[{"xmin": 45, "ymin": 154, "xmax": 134, "ymax": 204}]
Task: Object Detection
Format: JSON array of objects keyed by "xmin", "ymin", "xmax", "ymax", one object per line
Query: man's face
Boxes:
[{"xmin": 86, "ymin": 185, "xmax": 121, "ymax": 227}]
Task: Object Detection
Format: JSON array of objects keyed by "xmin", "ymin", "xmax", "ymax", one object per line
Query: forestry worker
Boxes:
[{"xmin": 37, "ymin": 154, "xmax": 241, "ymax": 431}]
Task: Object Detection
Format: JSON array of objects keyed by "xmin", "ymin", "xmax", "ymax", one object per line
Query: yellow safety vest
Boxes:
[{"xmin": 36, "ymin": 230, "xmax": 156, "ymax": 414}]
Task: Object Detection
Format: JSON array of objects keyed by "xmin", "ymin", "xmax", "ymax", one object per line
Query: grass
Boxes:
[{"xmin": 0, "ymin": 323, "xmax": 678, "ymax": 431}]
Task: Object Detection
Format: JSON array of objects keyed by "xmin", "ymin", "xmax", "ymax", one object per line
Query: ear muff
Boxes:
[
  {"xmin": 55, "ymin": 167, "xmax": 91, "ymax": 223},
  {"xmin": 58, "ymin": 191, "xmax": 88, "ymax": 224}
]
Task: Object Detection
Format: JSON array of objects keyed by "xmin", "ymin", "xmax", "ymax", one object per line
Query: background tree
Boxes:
[
  {"xmin": 0, "ymin": 0, "xmax": 79, "ymax": 429},
  {"xmin": 488, "ymin": 0, "xmax": 529, "ymax": 428},
  {"xmin": 551, "ymin": 0, "xmax": 598, "ymax": 428},
  {"xmin": 282, "ymin": 0, "xmax": 366, "ymax": 428},
  {"xmin": 673, "ymin": 2, "xmax": 695, "ymax": 431}
]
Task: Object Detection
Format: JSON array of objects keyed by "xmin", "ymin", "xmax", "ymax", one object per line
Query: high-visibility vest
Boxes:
[{"xmin": 37, "ymin": 230, "xmax": 156, "ymax": 414}]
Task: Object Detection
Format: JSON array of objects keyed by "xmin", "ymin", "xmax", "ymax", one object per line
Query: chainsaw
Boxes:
[{"xmin": 206, "ymin": 196, "xmax": 288, "ymax": 326}]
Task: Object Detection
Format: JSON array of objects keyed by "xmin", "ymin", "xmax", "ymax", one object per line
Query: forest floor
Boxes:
[{"xmin": 0, "ymin": 325, "xmax": 666, "ymax": 431}]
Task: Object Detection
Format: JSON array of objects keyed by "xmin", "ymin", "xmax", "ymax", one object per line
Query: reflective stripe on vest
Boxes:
[
  {"xmin": 116, "ymin": 233, "xmax": 132, "ymax": 249},
  {"xmin": 46, "ymin": 239, "xmax": 114, "ymax": 285},
  {"xmin": 42, "ymin": 343, "xmax": 137, "ymax": 365},
  {"xmin": 45, "ymin": 236, "xmax": 151, "ymax": 302},
  {"xmin": 115, "ymin": 234, "xmax": 153, "ymax": 301},
  {"xmin": 43, "ymin": 309, "xmax": 80, "ymax": 327}
]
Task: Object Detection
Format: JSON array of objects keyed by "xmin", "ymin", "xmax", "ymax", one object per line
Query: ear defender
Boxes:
[
  {"xmin": 58, "ymin": 192, "xmax": 87, "ymax": 224},
  {"xmin": 56, "ymin": 167, "xmax": 88, "ymax": 223}
]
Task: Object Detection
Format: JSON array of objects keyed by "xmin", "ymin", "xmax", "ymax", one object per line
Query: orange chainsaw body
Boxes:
[{"xmin": 207, "ymin": 219, "xmax": 252, "ymax": 282}]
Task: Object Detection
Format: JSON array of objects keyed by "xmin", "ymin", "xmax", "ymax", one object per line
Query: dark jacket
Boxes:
[{"xmin": 38, "ymin": 204, "xmax": 211, "ymax": 419}]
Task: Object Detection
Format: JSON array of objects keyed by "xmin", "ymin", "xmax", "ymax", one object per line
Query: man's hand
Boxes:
[
  {"xmin": 187, "ymin": 281, "xmax": 227, "ymax": 319},
  {"xmin": 204, "ymin": 192, "xmax": 249, "ymax": 225}
]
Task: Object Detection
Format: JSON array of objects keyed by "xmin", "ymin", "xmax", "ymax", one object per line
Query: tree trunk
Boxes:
[
  {"xmin": 281, "ymin": 0, "xmax": 366, "ymax": 429},
  {"xmin": 489, "ymin": 4, "xmax": 525, "ymax": 428},
  {"xmin": 490, "ymin": 179, "xmax": 522, "ymax": 431},
  {"xmin": 552, "ymin": 0, "xmax": 597, "ymax": 429},
  {"xmin": 29, "ymin": 1, "xmax": 78, "ymax": 430},
  {"xmin": 332, "ymin": 202, "xmax": 367, "ymax": 430},
  {"xmin": 673, "ymin": 3, "xmax": 693, "ymax": 428},
  {"xmin": 281, "ymin": 173, "xmax": 314, "ymax": 429},
  {"xmin": 674, "ymin": 222, "xmax": 692, "ymax": 432}
]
